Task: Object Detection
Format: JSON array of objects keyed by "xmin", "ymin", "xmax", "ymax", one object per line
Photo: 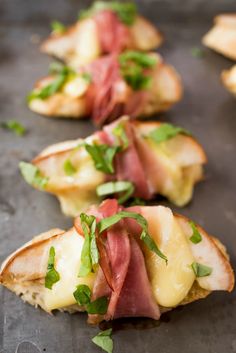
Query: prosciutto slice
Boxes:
[
  {"xmin": 94, "ymin": 10, "xmax": 130, "ymax": 54},
  {"xmin": 89, "ymin": 200, "xmax": 160, "ymax": 323},
  {"xmin": 100, "ymin": 119, "xmax": 154, "ymax": 199}
]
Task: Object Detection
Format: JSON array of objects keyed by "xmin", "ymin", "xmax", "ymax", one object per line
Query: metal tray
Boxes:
[{"xmin": 0, "ymin": 1, "xmax": 236, "ymax": 352}]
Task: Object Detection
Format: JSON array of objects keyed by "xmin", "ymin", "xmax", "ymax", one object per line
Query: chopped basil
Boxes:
[
  {"xmin": 51, "ymin": 20, "xmax": 66, "ymax": 34},
  {"xmin": 78, "ymin": 213, "xmax": 99, "ymax": 277},
  {"xmin": 191, "ymin": 262, "xmax": 212, "ymax": 277},
  {"xmin": 27, "ymin": 65, "xmax": 75, "ymax": 102},
  {"xmin": 1, "ymin": 120, "xmax": 26, "ymax": 136},
  {"xmin": 148, "ymin": 123, "xmax": 191, "ymax": 143},
  {"xmin": 191, "ymin": 47, "xmax": 204, "ymax": 58},
  {"xmin": 189, "ymin": 221, "xmax": 202, "ymax": 244},
  {"xmin": 63, "ymin": 159, "xmax": 77, "ymax": 176},
  {"xmin": 96, "ymin": 181, "xmax": 134, "ymax": 204},
  {"xmin": 73, "ymin": 284, "xmax": 91, "ymax": 305},
  {"xmin": 129, "ymin": 197, "xmax": 146, "ymax": 206},
  {"xmin": 19, "ymin": 162, "xmax": 48, "ymax": 189},
  {"xmin": 112, "ymin": 122, "xmax": 129, "ymax": 149},
  {"xmin": 85, "ymin": 143, "xmax": 120, "ymax": 174},
  {"xmin": 97, "ymin": 211, "xmax": 167, "ymax": 263},
  {"xmin": 79, "ymin": 1, "xmax": 137, "ymax": 26},
  {"xmin": 119, "ymin": 51, "xmax": 157, "ymax": 91},
  {"xmin": 86, "ymin": 296, "xmax": 109, "ymax": 315},
  {"xmin": 45, "ymin": 247, "xmax": 60, "ymax": 289},
  {"xmin": 73, "ymin": 284, "xmax": 108, "ymax": 314},
  {"xmin": 92, "ymin": 329, "xmax": 113, "ymax": 353}
]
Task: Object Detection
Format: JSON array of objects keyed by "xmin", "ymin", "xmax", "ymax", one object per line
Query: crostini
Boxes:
[
  {"xmin": 0, "ymin": 200, "xmax": 234, "ymax": 323},
  {"xmin": 41, "ymin": 1, "xmax": 163, "ymax": 67},
  {"xmin": 202, "ymin": 14, "xmax": 236, "ymax": 60},
  {"xmin": 221, "ymin": 65, "xmax": 236, "ymax": 96},
  {"xmin": 28, "ymin": 52, "xmax": 183, "ymax": 124},
  {"xmin": 19, "ymin": 116, "xmax": 206, "ymax": 217}
]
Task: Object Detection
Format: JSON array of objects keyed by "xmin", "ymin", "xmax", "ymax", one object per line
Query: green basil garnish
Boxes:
[
  {"xmin": 51, "ymin": 20, "xmax": 66, "ymax": 34},
  {"xmin": 73, "ymin": 284, "xmax": 108, "ymax": 314},
  {"xmin": 63, "ymin": 159, "xmax": 77, "ymax": 176},
  {"xmin": 92, "ymin": 329, "xmax": 113, "ymax": 353},
  {"xmin": 85, "ymin": 143, "xmax": 120, "ymax": 174},
  {"xmin": 97, "ymin": 211, "xmax": 167, "ymax": 263},
  {"xmin": 191, "ymin": 262, "xmax": 212, "ymax": 277},
  {"xmin": 1, "ymin": 120, "xmax": 26, "ymax": 136},
  {"xmin": 45, "ymin": 247, "xmax": 60, "ymax": 289},
  {"xmin": 148, "ymin": 123, "xmax": 191, "ymax": 143},
  {"xmin": 112, "ymin": 122, "xmax": 129, "ymax": 149},
  {"xmin": 19, "ymin": 162, "xmax": 48, "ymax": 189},
  {"xmin": 96, "ymin": 181, "xmax": 134, "ymax": 204},
  {"xmin": 79, "ymin": 1, "xmax": 137, "ymax": 26},
  {"xmin": 73, "ymin": 284, "xmax": 91, "ymax": 305},
  {"xmin": 189, "ymin": 221, "xmax": 202, "ymax": 244}
]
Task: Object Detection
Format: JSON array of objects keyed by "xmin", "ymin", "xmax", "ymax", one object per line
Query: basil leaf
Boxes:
[
  {"xmin": 148, "ymin": 123, "xmax": 191, "ymax": 143},
  {"xmin": 129, "ymin": 197, "xmax": 146, "ymax": 206},
  {"xmin": 79, "ymin": 1, "xmax": 137, "ymax": 26},
  {"xmin": 96, "ymin": 181, "xmax": 134, "ymax": 204},
  {"xmin": 63, "ymin": 159, "xmax": 77, "ymax": 176},
  {"xmin": 81, "ymin": 72, "xmax": 92, "ymax": 83},
  {"xmin": 119, "ymin": 51, "xmax": 156, "ymax": 91},
  {"xmin": 97, "ymin": 211, "xmax": 167, "ymax": 263},
  {"xmin": 189, "ymin": 221, "xmax": 202, "ymax": 244},
  {"xmin": 191, "ymin": 47, "xmax": 204, "ymax": 58},
  {"xmin": 51, "ymin": 20, "xmax": 66, "ymax": 34},
  {"xmin": 119, "ymin": 51, "xmax": 157, "ymax": 68},
  {"xmin": 92, "ymin": 329, "xmax": 113, "ymax": 353},
  {"xmin": 19, "ymin": 162, "xmax": 48, "ymax": 189},
  {"xmin": 49, "ymin": 61, "xmax": 67, "ymax": 74},
  {"xmin": 86, "ymin": 296, "xmax": 109, "ymax": 315},
  {"xmin": 45, "ymin": 247, "xmax": 60, "ymax": 289},
  {"xmin": 73, "ymin": 284, "xmax": 91, "ymax": 305},
  {"xmin": 85, "ymin": 143, "xmax": 120, "ymax": 174},
  {"xmin": 191, "ymin": 262, "xmax": 212, "ymax": 277},
  {"xmin": 78, "ymin": 213, "xmax": 99, "ymax": 276},
  {"xmin": 1, "ymin": 120, "xmax": 26, "ymax": 136},
  {"xmin": 112, "ymin": 122, "xmax": 129, "ymax": 149}
]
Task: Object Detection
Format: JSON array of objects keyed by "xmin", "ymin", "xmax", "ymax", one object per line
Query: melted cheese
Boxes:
[
  {"xmin": 44, "ymin": 229, "xmax": 95, "ymax": 311},
  {"xmin": 141, "ymin": 206, "xmax": 195, "ymax": 307},
  {"xmin": 63, "ymin": 76, "xmax": 89, "ymax": 98}
]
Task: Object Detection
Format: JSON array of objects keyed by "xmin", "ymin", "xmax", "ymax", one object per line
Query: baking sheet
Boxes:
[{"xmin": 0, "ymin": 1, "xmax": 236, "ymax": 352}]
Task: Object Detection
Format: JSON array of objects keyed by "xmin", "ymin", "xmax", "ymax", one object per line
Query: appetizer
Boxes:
[
  {"xmin": 202, "ymin": 14, "xmax": 236, "ymax": 60},
  {"xmin": 41, "ymin": 1, "xmax": 163, "ymax": 67},
  {"xmin": 19, "ymin": 116, "xmax": 206, "ymax": 217},
  {"xmin": 221, "ymin": 65, "xmax": 236, "ymax": 96},
  {"xmin": 28, "ymin": 52, "xmax": 183, "ymax": 124},
  {"xmin": 0, "ymin": 200, "xmax": 234, "ymax": 325}
]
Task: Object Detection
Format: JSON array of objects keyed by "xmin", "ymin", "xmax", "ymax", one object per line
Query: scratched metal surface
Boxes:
[{"xmin": 0, "ymin": 0, "xmax": 236, "ymax": 352}]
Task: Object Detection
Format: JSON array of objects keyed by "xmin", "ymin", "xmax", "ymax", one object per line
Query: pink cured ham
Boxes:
[
  {"xmin": 89, "ymin": 200, "xmax": 160, "ymax": 323},
  {"xmin": 94, "ymin": 10, "xmax": 130, "ymax": 54},
  {"xmin": 100, "ymin": 120, "xmax": 154, "ymax": 199},
  {"xmin": 85, "ymin": 56, "xmax": 149, "ymax": 125}
]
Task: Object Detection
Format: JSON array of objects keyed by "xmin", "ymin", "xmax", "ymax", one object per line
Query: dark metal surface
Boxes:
[{"xmin": 0, "ymin": 1, "xmax": 236, "ymax": 352}]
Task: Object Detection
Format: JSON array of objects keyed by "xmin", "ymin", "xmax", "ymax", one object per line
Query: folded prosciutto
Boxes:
[
  {"xmin": 0, "ymin": 200, "xmax": 234, "ymax": 325},
  {"xmin": 28, "ymin": 52, "xmax": 182, "ymax": 124},
  {"xmin": 222, "ymin": 65, "xmax": 236, "ymax": 96},
  {"xmin": 19, "ymin": 117, "xmax": 207, "ymax": 217},
  {"xmin": 41, "ymin": 1, "xmax": 163, "ymax": 67},
  {"xmin": 202, "ymin": 14, "xmax": 236, "ymax": 60}
]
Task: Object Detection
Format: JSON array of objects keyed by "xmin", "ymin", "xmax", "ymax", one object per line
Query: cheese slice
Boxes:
[
  {"xmin": 44, "ymin": 228, "xmax": 95, "ymax": 311},
  {"xmin": 141, "ymin": 206, "xmax": 195, "ymax": 307}
]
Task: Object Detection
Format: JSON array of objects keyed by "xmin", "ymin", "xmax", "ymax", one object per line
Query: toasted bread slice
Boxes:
[
  {"xmin": 28, "ymin": 53, "xmax": 182, "ymax": 119},
  {"xmin": 202, "ymin": 14, "xmax": 236, "ymax": 60},
  {"xmin": 221, "ymin": 65, "xmax": 236, "ymax": 95},
  {"xmin": 0, "ymin": 206, "xmax": 234, "ymax": 317},
  {"xmin": 41, "ymin": 16, "xmax": 163, "ymax": 68},
  {"xmin": 19, "ymin": 118, "xmax": 206, "ymax": 217}
]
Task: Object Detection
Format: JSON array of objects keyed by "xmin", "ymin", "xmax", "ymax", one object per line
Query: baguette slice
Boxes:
[
  {"xmin": 19, "ymin": 117, "xmax": 206, "ymax": 217},
  {"xmin": 28, "ymin": 53, "xmax": 182, "ymax": 120},
  {"xmin": 221, "ymin": 65, "xmax": 236, "ymax": 95},
  {"xmin": 0, "ymin": 205, "xmax": 234, "ymax": 319},
  {"xmin": 41, "ymin": 15, "xmax": 163, "ymax": 68},
  {"xmin": 202, "ymin": 14, "xmax": 236, "ymax": 60}
]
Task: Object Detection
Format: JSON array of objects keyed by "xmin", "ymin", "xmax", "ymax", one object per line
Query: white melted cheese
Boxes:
[
  {"xmin": 63, "ymin": 76, "xmax": 89, "ymax": 98},
  {"xmin": 142, "ymin": 206, "xmax": 195, "ymax": 307},
  {"xmin": 44, "ymin": 228, "xmax": 95, "ymax": 311}
]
